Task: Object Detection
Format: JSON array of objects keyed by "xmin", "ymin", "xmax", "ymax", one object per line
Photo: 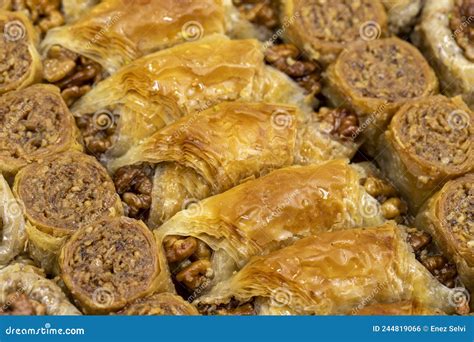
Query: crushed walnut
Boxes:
[
  {"xmin": 450, "ymin": 0, "xmax": 474, "ymax": 62},
  {"xmin": 232, "ymin": 0, "xmax": 279, "ymax": 30},
  {"xmin": 75, "ymin": 111, "xmax": 119, "ymax": 156},
  {"xmin": 265, "ymin": 44, "xmax": 322, "ymax": 96},
  {"xmin": 114, "ymin": 164, "xmax": 154, "ymax": 220},
  {"xmin": 0, "ymin": 293, "xmax": 46, "ymax": 315},
  {"xmin": 198, "ymin": 297, "xmax": 256, "ymax": 315},
  {"xmin": 43, "ymin": 45, "xmax": 103, "ymax": 106},
  {"xmin": 9, "ymin": 0, "xmax": 64, "ymax": 36}
]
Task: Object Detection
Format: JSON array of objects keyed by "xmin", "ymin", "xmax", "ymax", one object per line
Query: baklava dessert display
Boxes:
[{"xmin": 0, "ymin": 0, "xmax": 472, "ymax": 317}]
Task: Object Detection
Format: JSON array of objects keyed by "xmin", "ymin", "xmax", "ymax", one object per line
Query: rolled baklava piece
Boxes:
[
  {"xmin": 353, "ymin": 301, "xmax": 444, "ymax": 315},
  {"xmin": 13, "ymin": 151, "xmax": 123, "ymax": 274},
  {"xmin": 324, "ymin": 37, "xmax": 439, "ymax": 155},
  {"xmin": 153, "ymin": 160, "xmax": 408, "ymax": 295},
  {"xmin": 0, "ymin": 84, "xmax": 82, "ymax": 175},
  {"xmin": 376, "ymin": 95, "xmax": 473, "ymax": 212},
  {"xmin": 59, "ymin": 217, "xmax": 161, "ymax": 314},
  {"xmin": 0, "ymin": 174, "xmax": 26, "ymax": 266},
  {"xmin": 196, "ymin": 223, "xmax": 469, "ymax": 315},
  {"xmin": 414, "ymin": 0, "xmax": 474, "ymax": 108},
  {"xmin": 1, "ymin": 0, "xmax": 64, "ymax": 36},
  {"xmin": 0, "ymin": 264, "xmax": 81, "ymax": 315},
  {"xmin": 281, "ymin": 0, "xmax": 388, "ymax": 65},
  {"xmin": 40, "ymin": 0, "xmax": 226, "ymax": 104},
  {"xmin": 381, "ymin": 0, "xmax": 423, "ymax": 34},
  {"xmin": 117, "ymin": 293, "xmax": 199, "ymax": 316},
  {"xmin": 0, "ymin": 11, "xmax": 42, "ymax": 94},
  {"xmin": 109, "ymin": 102, "xmax": 359, "ymax": 223},
  {"xmin": 72, "ymin": 35, "xmax": 310, "ymax": 158},
  {"xmin": 415, "ymin": 174, "xmax": 474, "ymax": 294}
]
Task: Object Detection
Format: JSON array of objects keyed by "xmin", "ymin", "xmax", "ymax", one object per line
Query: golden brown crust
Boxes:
[
  {"xmin": 324, "ymin": 37, "xmax": 439, "ymax": 155},
  {"xmin": 282, "ymin": 0, "xmax": 388, "ymax": 64},
  {"xmin": 117, "ymin": 293, "xmax": 199, "ymax": 315},
  {"xmin": 415, "ymin": 174, "xmax": 474, "ymax": 292},
  {"xmin": 353, "ymin": 301, "xmax": 445, "ymax": 315},
  {"xmin": 377, "ymin": 96, "xmax": 473, "ymax": 212},
  {"xmin": 59, "ymin": 217, "xmax": 160, "ymax": 314},
  {"xmin": 0, "ymin": 84, "xmax": 82, "ymax": 175},
  {"xmin": 0, "ymin": 11, "xmax": 42, "ymax": 94}
]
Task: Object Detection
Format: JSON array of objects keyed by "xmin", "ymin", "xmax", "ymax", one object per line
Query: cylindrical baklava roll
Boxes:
[
  {"xmin": 324, "ymin": 37, "xmax": 439, "ymax": 155},
  {"xmin": 376, "ymin": 95, "xmax": 473, "ymax": 212},
  {"xmin": 414, "ymin": 0, "xmax": 474, "ymax": 108},
  {"xmin": 415, "ymin": 174, "xmax": 474, "ymax": 294},
  {"xmin": 13, "ymin": 151, "xmax": 123, "ymax": 274},
  {"xmin": 353, "ymin": 301, "xmax": 444, "ymax": 315},
  {"xmin": 40, "ymin": 0, "xmax": 226, "ymax": 104},
  {"xmin": 153, "ymin": 160, "xmax": 409, "ymax": 296},
  {"xmin": 117, "ymin": 293, "xmax": 199, "ymax": 316},
  {"xmin": 0, "ymin": 174, "xmax": 26, "ymax": 266},
  {"xmin": 59, "ymin": 217, "xmax": 161, "ymax": 314},
  {"xmin": 195, "ymin": 223, "xmax": 469, "ymax": 315},
  {"xmin": 0, "ymin": 264, "xmax": 81, "ymax": 315},
  {"xmin": 109, "ymin": 102, "xmax": 359, "ymax": 224},
  {"xmin": 72, "ymin": 35, "xmax": 311, "ymax": 158},
  {"xmin": 0, "ymin": 84, "xmax": 82, "ymax": 175},
  {"xmin": 0, "ymin": 11, "xmax": 42, "ymax": 94},
  {"xmin": 281, "ymin": 0, "xmax": 388, "ymax": 65}
]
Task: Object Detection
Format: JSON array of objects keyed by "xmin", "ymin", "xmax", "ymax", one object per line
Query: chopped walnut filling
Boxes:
[
  {"xmin": 326, "ymin": 108, "xmax": 359, "ymax": 140},
  {"xmin": 198, "ymin": 298, "xmax": 255, "ymax": 315},
  {"xmin": 362, "ymin": 176, "xmax": 407, "ymax": 222},
  {"xmin": 164, "ymin": 236, "xmax": 214, "ymax": 293},
  {"xmin": 114, "ymin": 164, "xmax": 154, "ymax": 220},
  {"xmin": 75, "ymin": 111, "xmax": 119, "ymax": 156},
  {"xmin": 0, "ymin": 293, "xmax": 46, "ymax": 315},
  {"xmin": 43, "ymin": 45, "xmax": 103, "ymax": 106},
  {"xmin": 265, "ymin": 44, "xmax": 322, "ymax": 96},
  {"xmin": 450, "ymin": 0, "xmax": 474, "ymax": 62},
  {"xmin": 407, "ymin": 229, "xmax": 459, "ymax": 288},
  {"xmin": 9, "ymin": 0, "xmax": 64, "ymax": 36},
  {"xmin": 232, "ymin": 0, "xmax": 279, "ymax": 30}
]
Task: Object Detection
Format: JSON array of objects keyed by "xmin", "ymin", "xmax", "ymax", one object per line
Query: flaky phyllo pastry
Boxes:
[
  {"xmin": 152, "ymin": 160, "xmax": 403, "ymax": 294},
  {"xmin": 0, "ymin": 84, "xmax": 82, "ymax": 175},
  {"xmin": 0, "ymin": 264, "xmax": 80, "ymax": 315},
  {"xmin": 59, "ymin": 216, "xmax": 160, "ymax": 314},
  {"xmin": 117, "ymin": 293, "xmax": 199, "ymax": 316},
  {"xmin": 0, "ymin": 174, "xmax": 26, "ymax": 266},
  {"xmin": 416, "ymin": 174, "xmax": 474, "ymax": 295},
  {"xmin": 72, "ymin": 35, "xmax": 310, "ymax": 157},
  {"xmin": 195, "ymin": 223, "xmax": 468, "ymax": 315},
  {"xmin": 13, "ymin": 151, "xmax": 123, "ymax": 274},
  {"xmin": 0, "ymin": 10, "xmax": 42, "ymax": 94},
  {"xmin": 109, "ymin": 102, "xmax": 359, "ymax": 225}
]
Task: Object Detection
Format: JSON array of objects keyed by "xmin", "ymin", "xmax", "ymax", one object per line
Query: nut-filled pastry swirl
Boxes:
[
  {"xmin": 72, "ymin": 35, "xmax": 310, "ymax": 158},
  {"xmin": 117, "ymin": 293, "xmax": 199, "ymax": 316},
  {"xmin": 376, "ymin": 95, "xmax": 473, "ymax": 212},
  {"xmin": 59, "ymin": 217, "xmax": 161, "ymax": 314},
  {"xmin": 0, "ymin": 84, "xmax": 82, "ymax": 175},
  {"xmin": 153, "ymin": 160, "xmax": 398, "ymax": 295},
  {"xmin": 109, "ymin": 102, "xmax": 359, "ymax": 225},
  {"xmin": 13, "ymin": 151, "xmax": 123, "ymax": 274},
  {"xmin": 415, "ymin": 174, "xmax": 474, "ymax": 294},
  {"xmin": 0, "ymin": 11, "xmax": 42, "ymax": 94},
  {"xmin": 195, "ymin": 223, "xmax": 468, "ymax": 315}
]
